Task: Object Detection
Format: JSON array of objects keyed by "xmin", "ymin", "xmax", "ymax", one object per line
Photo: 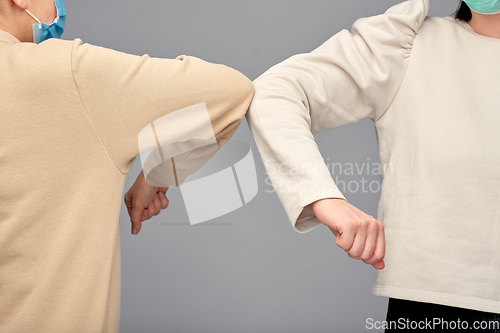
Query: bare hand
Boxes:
[
  {"xmin": 312, "ymin": 198, "xmax": 385, "ymax": 270},
  {"xmin": 124, "ymin": 171, "xmax": 169, "ymax": 235}
]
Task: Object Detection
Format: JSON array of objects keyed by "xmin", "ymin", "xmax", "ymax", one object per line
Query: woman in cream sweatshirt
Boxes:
[
  {"xmin": 0, "ymin": 0, "xmax": 254, "ymax": 332},
  {"xmin": 247, "ymin": 0, "xmax": 500, "ymax": 331}
]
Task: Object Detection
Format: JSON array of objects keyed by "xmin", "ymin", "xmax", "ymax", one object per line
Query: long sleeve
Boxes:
[
  {"xmin": 70, "ymin": 40, "xmax": 255, "ymax": 175},
  {"xmin": 246, "ymin": 0, "xmax": 429, "ymax": 233}
]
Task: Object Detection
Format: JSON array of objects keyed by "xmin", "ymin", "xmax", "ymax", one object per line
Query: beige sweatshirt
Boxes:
[
  {"xmin": 247, "ymin": 0, "xmax": 500, "ymax": 314},
  {"xmin": 0, "ymin": 31, "xmax": 254, "ymax": 332}
]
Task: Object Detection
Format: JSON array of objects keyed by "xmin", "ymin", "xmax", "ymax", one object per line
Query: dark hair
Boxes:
[{"xmin": 454, "ymin": 1, "xmax": 472, "ymax": 21}]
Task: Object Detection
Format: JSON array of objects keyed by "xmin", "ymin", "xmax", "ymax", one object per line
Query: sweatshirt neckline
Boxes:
[
  {"xmin": 452, "ymin": 17, "xmax": 500, "ymax": 43},
  {"xmin": 0, "ymin": 30, "xmax": 21, "ymax": 44}
]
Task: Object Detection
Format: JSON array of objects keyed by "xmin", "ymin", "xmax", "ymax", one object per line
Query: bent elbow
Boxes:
[{"xmin": 209, "ymin": 67, "xmax": 255, "ymax": 142}]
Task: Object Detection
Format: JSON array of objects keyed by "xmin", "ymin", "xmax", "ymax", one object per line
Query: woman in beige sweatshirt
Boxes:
[{"xmin": 0, "ymin": 0, "xmax": 254, "ymax": 332}]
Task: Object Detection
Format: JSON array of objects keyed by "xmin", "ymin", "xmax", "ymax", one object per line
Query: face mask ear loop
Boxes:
[{"xmin": 25, "ymin": 9, "xmax": 42, "ymax": 29}]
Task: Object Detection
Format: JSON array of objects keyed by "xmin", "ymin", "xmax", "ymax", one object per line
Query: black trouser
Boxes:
[{"xmin": 385, "ymin": 297, "xmax": 500, "ymax": 332}]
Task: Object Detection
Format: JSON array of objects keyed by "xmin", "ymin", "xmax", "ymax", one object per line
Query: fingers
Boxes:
[
  {"xmin": 358, "ymin": 222, "xmax": 378, "ymax": 261},
  {"xmin": 315, "ymin": 199, "xmax": 386, "ymax": 270},
  {"xmin": 347, "ymin": 231, "xmax": 368, "ymax": 259},
  {"xmin": 130, "ymin": 190, "xmax": 170, "ymax": 236},
  {"xmin": 140, "ymin": 194, "xmax": 159, "ymax": 225},
  {"xmin": 364, "ymin": 223, "xmax": 386, "ymax": 269},
  {"xmin": 151, "ymin": 193, "xmax": 163, "ymax": 216},
  {"xmin": 142, "ymin": 192, "xmax": 169, "ymax": 221},
  {"xmin": 130, "ymin": 194, "xmax": 158, "ymax": 235},
  {"xmin": 335, "ymin": 215, "xmax": 386, "ymax": 270},
  {"xmin": 158, "ymin": 191, "xmax": 169, "ymax": 210},
  {"xmin": 334, "ymin": 214, "xmax": 363, "ymax": 253},
  {"xmin": 371, "ymin": 259, "xmax": 385, "ymax": 270}
]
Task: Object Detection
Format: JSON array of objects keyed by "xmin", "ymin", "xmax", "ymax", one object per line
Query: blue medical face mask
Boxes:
[
  {"xmin": 25, "ymin": 0, "xmax": 66, "ymax": 44},
  {"xmin": 462, "ymin": 0, "xmax": 500, "ymax": 15}
]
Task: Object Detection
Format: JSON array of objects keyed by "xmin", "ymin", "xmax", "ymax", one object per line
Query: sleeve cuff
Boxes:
[{"xmin": 289, "ymin": 186, "xmax": 346, "ymax": 233}]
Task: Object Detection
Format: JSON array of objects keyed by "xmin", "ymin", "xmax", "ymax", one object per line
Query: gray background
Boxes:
[{"xmin": 63, "ymin": 1, "xmax": 460, "ymax": 332}]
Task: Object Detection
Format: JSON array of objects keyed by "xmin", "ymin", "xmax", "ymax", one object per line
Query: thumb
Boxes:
[
  {"xmin": 131, "ymin": 203, "xmax": 144, "ymax": 235},
  {"xmin": 328, "ymin": 226, "xmax": 339, "ymax": 237}
]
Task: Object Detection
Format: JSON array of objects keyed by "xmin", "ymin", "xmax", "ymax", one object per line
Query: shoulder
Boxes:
[
  {"xmin": 0, "ymin": 38, "xmax": 78, "ymax": 79},
  {"xmin": 34, "ymin": 38, "xmax": 134, "ymax": 63},
  {"xmin": 418, "ymin": 15, "xmax": 464, "ymax": 33},
  {"xmin": 351, "ymin": 0, "xmax": 429, "ymax": 36},
  {"xmin": 323, "ymin": 0, "xmax": 431, "ymax": 58},
  {"xmin": 315, "ymin": 0, "xmax": 430, "ymax": 58},
  {"xmin": 412, "ymin": 15, "xmax": 464, "ymax": 47},
  {"xmin": 29, "ymin": 37, "xmax": 77, "ymax": 55}
]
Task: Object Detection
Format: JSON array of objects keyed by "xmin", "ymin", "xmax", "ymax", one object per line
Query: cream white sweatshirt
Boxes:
[{"xmin": 247, "ymin": 0, "xmax": 500, "ymax": 314}]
